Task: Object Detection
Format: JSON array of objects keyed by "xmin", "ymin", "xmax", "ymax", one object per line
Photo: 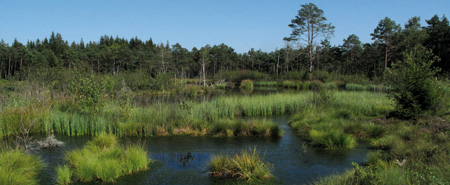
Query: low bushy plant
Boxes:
[
  {"xmin": 240, "ymin": 79, "xmax": 254, "ymax": 91},
  {"xmin": 386, "ymin": 45, "xmax": 441, "ymax": 119}
]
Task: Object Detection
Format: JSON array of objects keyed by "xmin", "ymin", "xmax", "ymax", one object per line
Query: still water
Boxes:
[{"xmin": 35, "ymin": 116, "xmax": 369, "ymax": 185}]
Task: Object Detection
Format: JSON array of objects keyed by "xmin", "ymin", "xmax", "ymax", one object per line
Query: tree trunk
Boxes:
[
  {"xmin": 8, "ymin": 53, "xmax": 11, "ymax": 77},
  {"xmin": 385, "ymin": 39, "xmax": 389, "ymax": 71},
  {"xmin": 202, "ymin": 57, "xmax": 206, "ymax": 87}
]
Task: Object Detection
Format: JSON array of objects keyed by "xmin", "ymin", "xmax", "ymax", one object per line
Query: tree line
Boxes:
[{"xmin": 0, "ymin": 5, "xmax": 449, "ymax": 81}]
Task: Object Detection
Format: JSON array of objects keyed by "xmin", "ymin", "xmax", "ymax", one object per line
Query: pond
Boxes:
[{"xmin": 33, "ymin": 116, "xmax": 369, "ymax": 185}]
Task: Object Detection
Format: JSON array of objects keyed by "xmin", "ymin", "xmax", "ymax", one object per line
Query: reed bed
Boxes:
[
  {"xmin": 1, "ymin": 91, "xmax": 391, "ymax": 139},
  {"xmin": 0, "ymin": 150, "xmax": 43, "ymax": 185},
  {"xmin": 193, "ymin": 92, "xmax": 312, "ymax": 121}
]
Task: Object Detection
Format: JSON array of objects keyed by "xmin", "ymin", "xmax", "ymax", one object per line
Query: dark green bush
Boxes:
[
  {"xmin": 69, "ymin": 74, "xmax": 105, "ymax": 114},
  {"xmin": 217, "ymin": 70, "xmax": 269, "ymax": 84},
  {"xmin": 386, "ymin": 45, "xmax": 441, "ymax": 119}
]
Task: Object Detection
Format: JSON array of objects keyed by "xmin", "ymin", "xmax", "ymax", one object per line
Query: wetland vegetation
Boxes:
[{"xmin": 1, "ymin": 2, "xmax": 450, "ymax": 185}]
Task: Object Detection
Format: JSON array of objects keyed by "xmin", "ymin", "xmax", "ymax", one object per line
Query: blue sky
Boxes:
[{"xmin": 1, "ymin": 0, "xmax": 449, "ymax": 53}]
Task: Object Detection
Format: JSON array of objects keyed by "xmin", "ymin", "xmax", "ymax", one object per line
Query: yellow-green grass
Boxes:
[
  {"xmin": 1, "ymin": 91, "xmax": 391, "ymax": 139},
  {"xmin": 208, "ymin": 119, "xmax": 282, "ymax": 137},
  {"xmin": 289, "ymin": 92, "xmax": 392, "ymax": 150},
  {"xmin": 314, "ymin": 114, "xmax": 450, "ymax": 184},
  {"xmin": 55, "ymin": 165, "xmax": 72, "ymax": 185},
  {"xmin": 0, "ymin": 150, "xmax": 44, "ymax": 185},
  {"xmin": 240, "ymin": 79, "xmax": 254, "ymax": 91},
  {"xmin": 209, "ymin": 148, "xmax": 273, "ymax": 181},
  {"xmin": 65, "ymin": 134, "xmax": 150, "ymax": 183}
]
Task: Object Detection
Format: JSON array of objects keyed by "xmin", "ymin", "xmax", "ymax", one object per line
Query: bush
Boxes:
[
  {"xmin": 68, "ymin": 73, "xmax": 105, "ymax": 114},
  {"xmin": 386, "ymin": 45, "xmax": 441, "ymax": 119},
  {"xmin": 239, "ymin": 79, "xmax": 254, "ymax": 91},
  {"xmin": 218, "ymin": 70, "xmax": 269, "ymax": 84}
]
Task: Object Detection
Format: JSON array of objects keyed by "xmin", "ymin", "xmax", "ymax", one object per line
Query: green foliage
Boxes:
[
  {"xmin": 209, "ymin": 148, "xmax": 273, "ymax": 181},
  {"xmin": 69, "ymin": 73, "xmax": 105, "ymax": 114},
  {"xmin": 279, "ymin": 70, "xmax": 309, "ymax": 81},
  {"xmin": 65, "ymin": 134, "xmax": 150, "ymax": 183},
  {"xmin": 309, "ymin": 129, "xmax": 356, "ymax": 149},
  {"xmin": 218, "ymin": 70, "xmax": 269, "ymax": 84},
  {"xmin": 208, "ymin": 119, "xmax": 282, "ymax": 137},
  {"xmin": 240, "ymin": 79, "xmax": 254, "ymax": 91},
  {"xmin": 386, "ymin": 45, "xmax": 441, "ymax": 119},
  {"xmin": 88, "ymin": 133, "xmax": 118, "ymax": 149},
  {"xmin": 55, "ymin": 165, "xmax": 72, "ymax": 185},
  {"xmin": 0, "ymin": 150, "xmax": 43, "ymax": 185},
  {"xmin": 0, "ymin": 102, "xmax": 50, "ymax": 137}
]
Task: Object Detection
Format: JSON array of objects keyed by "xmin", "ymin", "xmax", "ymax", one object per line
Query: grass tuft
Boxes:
[
  {"xmin": 209, "ymin": 148, "xmax": 273, "ymax": 181},
  {"xmin": 0, "ymin": 150, "xmax": 43, "ymax": 185},
  {"xmin": 65, "ymin": 134, "xmax": 150, "ymax": 183}
]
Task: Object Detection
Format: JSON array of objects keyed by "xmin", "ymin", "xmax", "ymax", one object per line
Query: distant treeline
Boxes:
[{"xmin": 0, "ymin": 15, "xmax": 449, "ymax": 80}]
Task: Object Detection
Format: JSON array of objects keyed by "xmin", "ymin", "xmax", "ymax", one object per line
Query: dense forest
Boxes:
[{"xmin": 1, "ymin": 14, "xmax": 449, "ymax": 82}]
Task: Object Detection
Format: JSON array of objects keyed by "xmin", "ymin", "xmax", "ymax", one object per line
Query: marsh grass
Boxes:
[
  {"xmin": 254, "ymin": 81, "xmax": 278, "ymax": 87},
  {"xmin": 2, "ymin": 91, "xmax": 390, "ymax": 140},
  {"xmin": 309, "ymin": 129, "xmax": 356, "ymax": 150},
  {"xmin": 288, "ymin": 91, "xmax": 392, "ymax": 150},
  {"xmin": 55, "ymin": 165, "xmax": 72, "ymax": 185},
  {"xmin": 240, "ymin": 80, "xmax": 254, "ymax": 91},
  {"xmin": 0, "ymin": 150, "xmax": 43, "ymax": 185},
  {"xmin": 65, "ymin": 134, "xmax": 150, "ymax": 183},
  {"xmin": 209, "ymin": 148, "xmax": 273, "ymax": 181},
  {"xmin": 209, "ymin": 119, "xmax": 282, "ymax": 137}
]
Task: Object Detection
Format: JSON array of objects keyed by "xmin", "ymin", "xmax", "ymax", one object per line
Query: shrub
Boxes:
[
  {"xmin": 239, "ymin": 79, "xmax": 254, "ymax": 91},
  {"xmin": 386, "ymin": 45, "xmax": 441, "ymax": 119},
  {"xmin": 68, "ymin": 73, "xmax": 105, "ymax": 114},
  {"xmin": 218, "ymin": 70, "xmax": 269, "ymax": 84}
]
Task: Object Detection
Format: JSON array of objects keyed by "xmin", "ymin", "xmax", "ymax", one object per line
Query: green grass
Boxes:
[
  {"xmin": 313, "ymin": 113, "xmax": 450, "ymax": 185},
  {"xmin": 209, "ymin": 148, "xmax": 273, "ymax": 181},
  {"xmin": 55, "ymin": 165, "xmax": 72, "ymax": 185},
  {"xmin": 240, "ymin": 80, "xmax": 254, "ymax": 91},
  {"xmin": 65, "ymin": 134, "xmax": 151, "ymax": 183},
  {"xmin": 254, "ymin": 81, "xmax": 278, "ymax": 87},
  {"xmin": 345, "ymin": 83, "xmax": 391, "ymax": 92},
  {"xmin": 309, "ymin": 129, "xmax": 356, "ymax": 150},
  {"xmin": 1, "ymin": 91, "xmax": 391, "ymax": 139},
  {"xmin": 288, "ymin": 91, "xmax": 392, "ymax": 150},
  {"xmin": 208, "ymin": 119, "xmax": 283, "ymax": 137},
  {"xmin": 0, "ymin": 150, "xmax": 44, "ymax": 185}
]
